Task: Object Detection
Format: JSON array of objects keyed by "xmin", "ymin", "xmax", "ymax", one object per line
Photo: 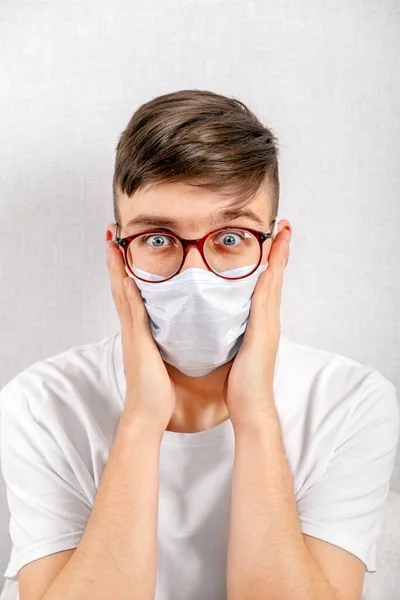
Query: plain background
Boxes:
[{"xmin": 0, "ymin": 0, "xmax": 399, "ymax": 590}]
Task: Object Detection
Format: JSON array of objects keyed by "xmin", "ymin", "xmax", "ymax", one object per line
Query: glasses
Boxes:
[{"xmin": 115, "ymin": 220, "xmax": 276, "ymax": 283}]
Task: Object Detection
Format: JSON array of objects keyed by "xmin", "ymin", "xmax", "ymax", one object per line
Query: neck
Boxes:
[{"xmin": 164, "ymin": 360, "xmax": 233, "ymax": 433}]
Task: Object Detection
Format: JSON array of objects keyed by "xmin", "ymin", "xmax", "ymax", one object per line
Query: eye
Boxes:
[
  {"xmin": 216, "ymin": 231, "xmax": 246, "ymax": 247},
  {"xmin": 143, "ymin": 234, "xmax": 173, "ymax": 248}
]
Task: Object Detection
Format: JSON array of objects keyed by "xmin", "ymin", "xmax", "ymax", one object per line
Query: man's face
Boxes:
[{"xmin": 112, "ymin": 181, "xmax": 288, "ymax": 271}]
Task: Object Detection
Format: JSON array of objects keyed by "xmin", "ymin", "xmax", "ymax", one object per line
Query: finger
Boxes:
[
  {"xmin": 243, "ymin": 268, "xmax": 273, "ymax": 341},
  {"xmin": 106, "ymin": 241, "xmax": 150, "ymax": 330},
  {"xmin": 246, "ymin": 231, "xmax": 289, "ymax": 335},
  {"xmin": 268, "ymin": 228, "xmax": 291, "ymax": 273},
  {"xmin": 105, "ymin": 240, "xmax": 134, "ymax": 332},
  {"xmin": 123, "ymin": 275, "xmax": 152, "ymax": 333},
  {"xmin": 106, "ymin": 242, "xmax": 155, "ymax": 379},
  {"xmin": 252, "ymin": 267, "xmax": 273, "ymax": 306},
  {"xmin": 267, "ymin": 229, "xmax": 290, "ymax": 305}
]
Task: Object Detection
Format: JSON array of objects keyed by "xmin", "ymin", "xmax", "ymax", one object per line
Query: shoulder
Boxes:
[
  {"xmin": 0, "ymin": 333, "xmax": 121, "ymax": 431},
  {"xmin": 277, "ymin": 335, "xmax": 399, "ymax": 472},
  {"xmin": 279, "ymin": 334, "xmax": 398, "ymax": 411}
]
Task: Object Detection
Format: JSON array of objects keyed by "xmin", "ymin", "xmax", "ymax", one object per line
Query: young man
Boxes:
[{"xmin": 0, "ymin": 89, "xmax": 399, "ymax": 600}]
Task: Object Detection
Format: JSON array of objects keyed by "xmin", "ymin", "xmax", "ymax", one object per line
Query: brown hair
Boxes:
[{"xmin": 113, "ymin": 89, "xmax": 280, "ymax": 226}]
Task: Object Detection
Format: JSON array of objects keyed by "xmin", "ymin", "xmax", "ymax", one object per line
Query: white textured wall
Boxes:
[{"xmin": 0, "ymin": 0, "xmax": 399, "ymax": 586}]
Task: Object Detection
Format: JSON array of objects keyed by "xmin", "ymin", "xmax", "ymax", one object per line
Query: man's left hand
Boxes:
[{"xmin": 225, "ymin": 226, "xmax": 291, "ymax": 428}]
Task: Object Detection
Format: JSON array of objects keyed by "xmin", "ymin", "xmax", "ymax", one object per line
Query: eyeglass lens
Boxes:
[{"xmin": 126, "ymin": 229, "xmax": 261, "ymax": 281}]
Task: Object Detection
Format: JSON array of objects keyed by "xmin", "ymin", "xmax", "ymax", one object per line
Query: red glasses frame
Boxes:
[{"xmin": 114, "ymin": 220, "xmax": 276, "ymax": 283}]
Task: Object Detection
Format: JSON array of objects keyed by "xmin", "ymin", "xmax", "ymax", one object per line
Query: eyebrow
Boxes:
[{"xmin": 124, "ymin": 207, "xmax": 265, "ymax": 231}]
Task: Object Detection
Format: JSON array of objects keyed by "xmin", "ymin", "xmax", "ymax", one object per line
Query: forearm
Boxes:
[
  {"xmin": 43, "ymin": 412, "xmax": 163, "ymax": 600},
  {"xmin": 227, "ymin": 409, "xmax": 335, "ymax": 600}
]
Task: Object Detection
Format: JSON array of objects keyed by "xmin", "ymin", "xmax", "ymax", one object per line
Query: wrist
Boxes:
[
  {"xmin": 232, "ymin": 406, "xmax": 280, "ymax": 438},
  {"xmin": 119, "ymin": 407, "xmax": 166, "ymax": 441}
]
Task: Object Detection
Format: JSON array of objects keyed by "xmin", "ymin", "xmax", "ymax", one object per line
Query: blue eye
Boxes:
[
  {"xmin": 144, "ymin": 235, "xmax": 172, "ymax": 248},
  {"xmin": 217, "ymin": 231, "xmax": 245, "ymax": 246}
]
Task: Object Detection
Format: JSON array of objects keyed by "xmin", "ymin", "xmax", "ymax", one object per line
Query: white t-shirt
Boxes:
[{"xmin": 0, "ymin": 332, "xmax": 399, "ymax": 600}]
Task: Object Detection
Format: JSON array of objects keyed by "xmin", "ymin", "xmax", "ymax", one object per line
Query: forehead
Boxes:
[{"xmin": 118, "ymin": 181, "xmax": 271, "ymax": 230}]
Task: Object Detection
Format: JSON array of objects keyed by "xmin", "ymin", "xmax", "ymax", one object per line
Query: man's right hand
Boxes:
[{"xmin": 106, "ymin": 237, "xmax": 176, "ymax": 434}]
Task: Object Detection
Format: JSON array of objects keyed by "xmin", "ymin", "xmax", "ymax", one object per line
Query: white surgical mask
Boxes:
[{"xmin": 124, "ymin": 262, "xmax": 268, "ymax": 377}]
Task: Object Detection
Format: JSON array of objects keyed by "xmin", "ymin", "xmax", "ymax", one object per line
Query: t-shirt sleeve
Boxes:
[
  {"xmin": 296, "ymin": 373, "xmax": 400, "ymax": 573},
  {"xmin": 0, "ymin": 376, "xmax": 92, "ymax": 580}
]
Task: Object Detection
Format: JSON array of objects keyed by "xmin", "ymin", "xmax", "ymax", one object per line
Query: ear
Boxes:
[
  {"xmin": 273, "ymin": 219, "xmax": 292, "ymax": 241},
  {"xmin": 105, "ymin": 222, "xmax": 117, "ymax": 243}
]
